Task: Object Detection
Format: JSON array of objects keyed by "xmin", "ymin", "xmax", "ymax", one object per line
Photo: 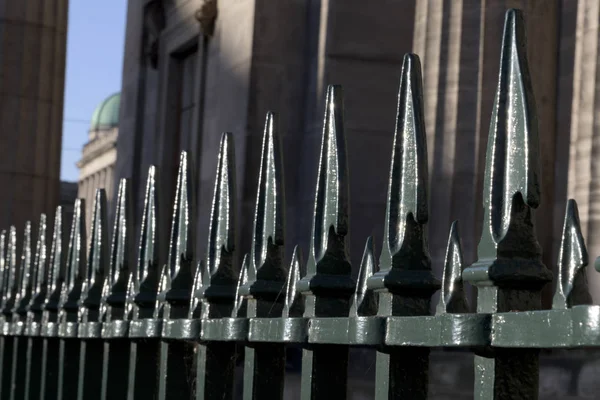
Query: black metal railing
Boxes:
[{"xmin": 0, "ymin": 9, "xmax": 593, "ymax": 400}]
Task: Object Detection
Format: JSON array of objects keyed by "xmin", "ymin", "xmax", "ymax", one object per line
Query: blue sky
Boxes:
[{"xmin": 60, "ymin": 1, "xmax": 127, "ymax": 182}]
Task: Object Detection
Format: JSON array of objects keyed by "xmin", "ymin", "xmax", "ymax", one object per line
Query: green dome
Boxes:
[{"xmin": 90, "ymin": 93, "xmax": 120, "ymax": 131}]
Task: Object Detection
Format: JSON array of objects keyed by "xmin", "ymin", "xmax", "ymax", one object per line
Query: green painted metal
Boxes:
[{"xmin": 0, "ymin": 8, "xmax": 598, "ymax": 400}]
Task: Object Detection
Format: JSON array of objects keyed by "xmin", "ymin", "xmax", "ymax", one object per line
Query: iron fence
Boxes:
[{"xmin": 0, "ymin": 8, "xmax": 591, "ymax": 400}]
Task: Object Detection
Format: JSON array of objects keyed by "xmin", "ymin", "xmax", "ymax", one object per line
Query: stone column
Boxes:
[{"xmin": 0, "ymin": 1, "xmax": 68, "ymax": 231}]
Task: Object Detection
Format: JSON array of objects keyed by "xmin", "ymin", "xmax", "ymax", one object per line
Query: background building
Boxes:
[
  {"xmin": 77, "ymin": 93, "xmax": 120, "ymax": 235},
  {"xmin": 0, "ymin": 1, "xmax": 68, "ymax": 231}
]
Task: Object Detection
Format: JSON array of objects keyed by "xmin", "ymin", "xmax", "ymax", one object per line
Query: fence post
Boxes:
[
  {"xmin": 23, "ymin": 215, "xmax": 48, "ymax": 400},
  {"xmin": 127, "ymin": 166, "xmax": 162, "ymax": 399},
  {"xmin": 101, "ymin": 179, "xmax": 134, "ymax": 399},
  {"xmin": 194, "ymin": 132, "xmax": 239, "ymax": 400},
  {"xmin": 367, "ymin": 53, "xmax": 440, "ymax": 399},
  {"xmin": 77, "ymin": 190, "xmax": 109, "ymax": 400},
  {"xmin": 157, "ymin": 152, "xmax": 197, "ymax": 399},
  {"xmin": 57, "ymin": 199, "xmax": 86, "ymax": 400},
  {"xmin": 240, "ymin": 112, "xmax": 287, "ymax": 400},
  {"xmin": 9, "ymin": 221, "xmax": 33, "ymax": 400},
  {"xmin": 40, "ymin": 207, "xmax": 67, "ymax": 400},
  {"xmin": 462, "ymin": 9, "xmax": 553, "ymax": 400},
  {"xmin": 296, "ymin": 85, "xmax": 354, "ymax": 400}
]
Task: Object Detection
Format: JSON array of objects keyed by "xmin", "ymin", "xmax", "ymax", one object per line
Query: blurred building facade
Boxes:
[
  {"xmin": 113, "ymin": 0, "xmax": 600, "ymax": 304},
  {"xmin": 0, "ymin": 1, "xmax": 68, "ymax": 231},
  {"xmin": 77, "ymin": 93, "xmax": 120, "ymax": 234}
]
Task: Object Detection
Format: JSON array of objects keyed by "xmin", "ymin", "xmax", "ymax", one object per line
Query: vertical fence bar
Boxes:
[
  {"xmin": 77, "ymin": 190, "xmax": 109, "ymax": 400},
  {"xmin": 40, "ymin": 207, "xmax": 67, "ymax": 400},
  {"xmin": 101, "ymin": 180, "xmax": 133, "ymax": 400},
  {"xmin": 436, "ymin": 222, "xmax": 469, "ymax": 316},
  {"xmin": 296, "ymin": 85, "xmax": 354, "ymax": 400},
  {"xmin": 24, "ymin": 215, "xmax": 48, "ymax": 400},
  {"xmin": 157, "ymin": 152, "xmax": 197, "ymax": 399},
  {"xmin": 57, "ymin": 199, "xmax": 86, "ymax": 400},
  {"xmin": 1, "ymin": 227, "xmax": 18, "ymax": 400},
  {"xmin": 240, "ymin": 112, "xmax": 287, "ymax": 400},
  {"xmin": 462, "ymin": 9, "xmax": 553, "ymax": 400},
  {"xmin": 127, "ymin": 166, "xmax": 162, "ymax": 400},
  {"xmin": 10, "ymin": 222, "xmax": 33, "ymax": 400},
  {"xmin": 194, "ymin": 132, "xmax": 239, "ymax": 400},
  {"xmin": 366, "ymin": 53, "xmax": 440, "ymax": 399}
]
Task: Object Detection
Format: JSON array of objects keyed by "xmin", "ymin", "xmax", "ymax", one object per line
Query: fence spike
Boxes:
[
  {"xmin": 132, "ymin": 166, "xmax": 160, "ymax": 315},
  {"xmin": 462, "ymin": 10, "xmax": 552, "ymax": 400},
  {"xmin": 125, "ymin": 167, "xmax": 162, "ymax": 399},
  {"xmin": 60, "ymin": 198, "xmax": 86, "ymax": 320},
  {"xmin": 364, "ymin": 53, "xmax": 438, "ymax": 399},
  {"xmin": 57, "ymin": 198, "xmax": 86, "ymax": 400},
  {"xmin": 283, "ymin": 245, "xmax": 304, "ymax": 318},
  {"xmin": 3, "ymin": 226, "xmax": 19, "ymax": 317},
  {"xmin": 295, "ymin": 84, "xmax": 353, "ymax": 400},
  {"xmin": 350, "ymin": 237, "xmax": 377, "ymax": 317},
  {"xmin": 312, "ymin": 85, "xmax": 349, "ymax": 266},
  {"xmin": 553, "ymin": 199, "xmax": 591, "ymax": 309},
  {"xmin": 166, "ymin": 152, "xmax": 195, "ymax": 288},
  {"xmin": 39, "ymin": 207, "xmax": 64, "ymax": 399},
  {"xmin": 194, "ymin": 133, "xmax": 238, "ymax": 400},
  {"xmin": 103, "ymin": 179, "xmax": 132, "ymax": 321},
  {"xmin": 30, "ymin": 215, "xmax": 48, "ymax": 309},
  {"xmin": 0, "ymin": 230, "xmax": 7, "ymax": 310},
  {"xmin": 436, "ymin": 221, "xmax": 468, "ymax": 315},
  {"xmin": 80, "ymin": 189, "xmax": 108, "ymax": 322},
  {"xmin": 200, "ymin": 132, "xmax": 237, "ymax": 317},
  {"xmin": 241, "ymin": 113, "xmax": 293, "ymax": 399},
  {"xmin": 14, "ymin": 221, "xmax": 33, "ymax": 317},
  {"xmin": 47, "ymin": 207, "xmax": 65, "ymax": 302},
  {"xmin": 231, "ymin": 254, "xmax": 248, "ymax": 318},
  {"xmin": 243, "ymin": 111, "xmax": 287, "ymax": 307},
  {"xmin": 468, "ymin": 8, "xmax": 546, "ymax": 260}
]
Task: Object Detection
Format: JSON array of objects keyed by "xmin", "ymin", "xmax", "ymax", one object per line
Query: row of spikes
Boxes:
[{"xmin": 0, "ymin": 10, "xmax": 593, "ymax": 327}]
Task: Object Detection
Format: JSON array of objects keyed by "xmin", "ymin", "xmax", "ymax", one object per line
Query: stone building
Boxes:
[
  {"xmin": 0, "ymin": 1, "xmax": 68, "ymax": 231},
  {"xmin": 113, "ymin": 0, "xmax": 600, "ymax": 304},
  {"xmin": 77, "ymin": 93, "xmax": 120, "ymax": 235}
]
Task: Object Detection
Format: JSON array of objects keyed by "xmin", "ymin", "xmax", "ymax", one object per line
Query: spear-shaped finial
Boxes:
[
  {"xmin": 296, "ymin": 85, "xmax": 354, "ymax": 312},
  {"xmin": 231, "ymin": 254, "xmax": 249, "ymax": 318},
  {"xmin": 463, "ymin": 9, "xmax": 551, "ymax": 292},
  {"xmin": 160, "ymin": 152, "xmax": 196, "ymax": 320},
  {"xmin": 477, "ymin": 8, "xmax": 540, "ymax": 255},
  {"xmin": 553, "ymin": 200, "xmax": 591, "ymax": 309},
  {"xmin": 104, "ymin": 179, "xmax": 133, "ymax": 321},
  {"xmin": 80, "ymin": 190, "xmax": 108, "ymax": 322},
  {"xmin": 2, "ymin": 226, "xmax": 17, "ymax": 317},
  {"xmin": 130, "ymin": 166, "xmax": 161, "ymax": 320},
  {"xmin": 283, "ymin": 246, "xmax": 304, "ymax": 318},
  {"xmin": 0, "ymin": 230, "xmax": 7, "ymax": 308},
  {"xmin": 436, "ymin": 222, "xmax": 469, "ymax": 315},
  {"xmin": 28, "ymin": 214, "xmax": 48, "ymax": 313},
  {"xmin": 42, "ymin": 207, "xmax": 65, "ymax": 322},
  {"xmin": 167, "ymin": 152, "xmax": 195, "ymax": 281},
  {"xmin": 198, "ymin": 132, "xmax": 237, "ymax": 319},
  {"xmin": 14, "ymin": 221, "xmax": 33, "ymax": 316},
  {"xmin": 311, "ymin": 85, "xmax": 348, "ymax": 264},
  {"xmin": 244, "ymin": 112, "xmax": 286, "ymax": 304},
  {"xmin": 59, "ymin": 199, "xmax": 86, "ymax": 322},
  {"xmin": 350, "ymin": 237, "xmax": 377, "ymax": 317},
  {"xmin": 367, "ymin": 54, "xmax": 439, "ymax": 313}
]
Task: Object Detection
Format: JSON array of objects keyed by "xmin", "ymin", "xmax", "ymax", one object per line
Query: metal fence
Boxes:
[{"xmin": 0, "ymin": 8, "xmax": 591, "ymax": 400}]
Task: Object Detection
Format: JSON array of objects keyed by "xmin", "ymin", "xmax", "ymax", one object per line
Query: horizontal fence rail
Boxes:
[{"xmin": 0, "ymin": 8, "xmax": 595, "ymax": 400}]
